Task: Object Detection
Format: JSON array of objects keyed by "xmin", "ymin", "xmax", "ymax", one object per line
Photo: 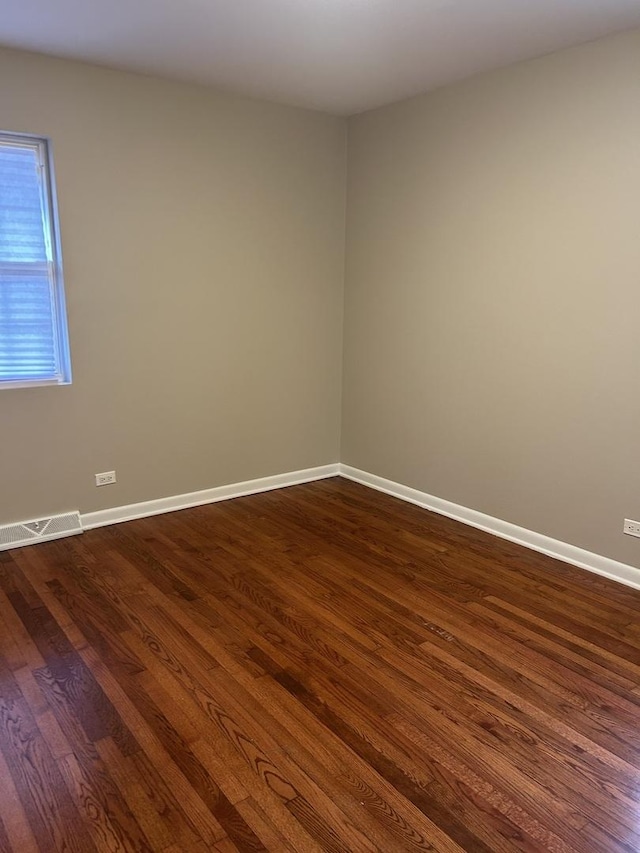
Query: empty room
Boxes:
[{"xmin": 1, "ymin": 1, "xmax": 639, "ymax": 850}]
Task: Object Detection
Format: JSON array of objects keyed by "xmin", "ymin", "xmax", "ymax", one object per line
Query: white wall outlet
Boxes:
[
  {"xmin": 623, "ymin": 518, "xmax": 640, "ymax": 538},
  {"xmin": 95, "ymin": 471, "xmax": 117, "ymax": 487}
]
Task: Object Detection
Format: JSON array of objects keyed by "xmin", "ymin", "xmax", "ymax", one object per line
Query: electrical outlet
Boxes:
[
  {"xmin": 623, "ymin": 519, "xmax": 640, "ymax": 538},
  {"xmin": 95, "ymin": 471, "xmax": 116, "ymax": 487}
]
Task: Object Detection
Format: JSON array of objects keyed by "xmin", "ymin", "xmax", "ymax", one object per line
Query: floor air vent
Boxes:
[{"xmin": 0, "ymin": 512, "xmax": 83, "ymax": 552}]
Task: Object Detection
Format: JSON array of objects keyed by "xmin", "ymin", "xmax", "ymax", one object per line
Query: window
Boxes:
[{"xmin": 0, "ymin": 132, "xmax": 71, "ymax": 388}]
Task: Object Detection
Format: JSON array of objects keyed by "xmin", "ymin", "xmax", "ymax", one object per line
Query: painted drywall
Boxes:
[
  {"xmin": 0, "ymin": 47, "xmax": 346, "ymax": 522},
  {"xmin": 343, "ymin": 28, "xmax": 640, "ymax": 568}
]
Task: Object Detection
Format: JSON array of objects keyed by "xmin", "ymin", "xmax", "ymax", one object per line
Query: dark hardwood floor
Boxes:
[{"xmin": 1, "ymin": 477, "xmax": 639, "ymax": 852}]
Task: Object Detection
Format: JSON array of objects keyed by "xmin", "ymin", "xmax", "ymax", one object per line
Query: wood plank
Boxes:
[{"xmin": 0, "ymin": 478, "xmax": 638, "ymax": 851}]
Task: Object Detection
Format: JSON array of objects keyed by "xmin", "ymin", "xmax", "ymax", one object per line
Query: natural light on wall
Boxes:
[{"xmin": 0, "ymin": 132, "xmax": 71, "ymax": 389}]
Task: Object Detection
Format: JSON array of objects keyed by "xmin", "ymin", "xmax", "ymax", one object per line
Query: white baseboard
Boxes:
[
  {"xmin": 82, "ymin": 463, "xmax": 340, "ymax": 530},
  {"xmin": 339, "ymin": 465, "xmax": 640, "ymax": 592},
  {"xmin": 11, "ymin": 460, "xmax": 639, "ymax": 593}
]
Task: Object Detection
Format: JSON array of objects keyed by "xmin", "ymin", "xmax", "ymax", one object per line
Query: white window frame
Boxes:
[{"xmin": 0, "ymin": 131, "xmax": 72, "ymax": 390}]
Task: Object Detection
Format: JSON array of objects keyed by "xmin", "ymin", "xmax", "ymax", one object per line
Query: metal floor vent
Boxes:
[{"xmin": 0, "ymin": 511, "xmax": 83, "ymax": 552}]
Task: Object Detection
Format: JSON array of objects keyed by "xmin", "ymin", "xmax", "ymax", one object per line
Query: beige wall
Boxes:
[
  {"xmin": 3, "ymin": 30, "xmax": 640, "ymax": 571},
  {"xmin": 343, "ymin": 29, "xmax": 640, "ymax": 568},
  {"xmin": 0, "ymin": 47, "xmax": 346, "ymax": 522}
]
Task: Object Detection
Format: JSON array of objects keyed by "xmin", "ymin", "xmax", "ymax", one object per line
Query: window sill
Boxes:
[{"xmin": 0, "ymin": 378, "xmax": 72, "ymax": 391}]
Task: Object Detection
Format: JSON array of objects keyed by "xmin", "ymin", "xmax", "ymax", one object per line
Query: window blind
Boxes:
[{"xmin": 0, "ymin": 135, "xmax": 70, "ymax": 386}]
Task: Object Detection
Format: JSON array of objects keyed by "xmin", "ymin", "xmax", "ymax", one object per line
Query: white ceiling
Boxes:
[{"xmin": 2, "ymin": 0, "xmax": 640, "ymax": 115}]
